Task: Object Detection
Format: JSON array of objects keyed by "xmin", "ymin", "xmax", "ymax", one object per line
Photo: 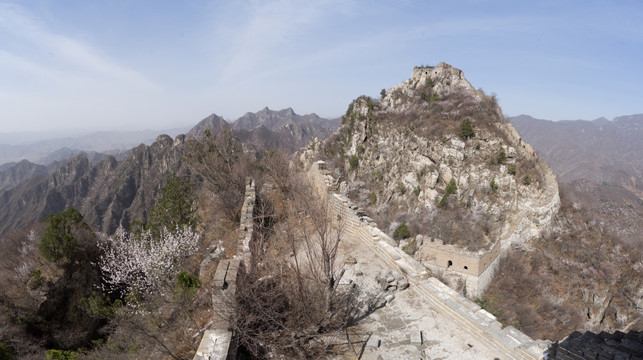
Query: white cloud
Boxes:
[
  {"xmin": 0, "ymin": 3, "xmax": 158, "ymax": 89},
  {"xmin": 213, "ymin": 0, "xmax": 348, "ymax": 87}
]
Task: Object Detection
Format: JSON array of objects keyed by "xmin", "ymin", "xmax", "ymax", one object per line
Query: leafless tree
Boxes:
[
  {"xmin": 184, "ymin": 127, "xmax": 248, "ymax": 222},
  {"xmin": 223, "ymin": 159, "xmax": 370, "ymax": 358}
]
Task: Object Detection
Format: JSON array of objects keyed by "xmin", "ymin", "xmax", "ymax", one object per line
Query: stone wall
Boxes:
[
  {"xmin": 194, "ymin": 180, "xmax": 256, "ymax": 360},
  {"xmin": 419, "ymin": 236, "xmax": 501, "ymax": 277},
  {"xmin": 495, "ymin": 121, "xmax": 561, "ymax": 250},
  {"xmin": 307, "ymin": 161, "xmax": 548, "ymax": 359},
  {"xmin": 310, "ymin": 160, "xmax": 499, "ymax": 297}
]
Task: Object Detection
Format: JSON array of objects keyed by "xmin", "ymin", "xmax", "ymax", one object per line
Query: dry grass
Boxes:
[{"xmin": 484, "ymin": 193, "xmax": 643, "ymax": 341}]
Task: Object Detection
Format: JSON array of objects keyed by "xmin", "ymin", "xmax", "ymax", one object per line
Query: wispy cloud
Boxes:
[
  {"xmin": 0, "ymin": 3, "xmax": 156, "ymax": 88},
  {"xmin": 213, "ymin": 0, "xmax": 348, "ymax": 86}
]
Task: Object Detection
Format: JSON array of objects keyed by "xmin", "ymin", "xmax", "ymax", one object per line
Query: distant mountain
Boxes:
[
  {"xmin": 188, "ymin": 108, "xmax": 340, "ymax": 153},
  {"xmin": 0, "ymin": 162, "xmax": 17, "ymax": 171},
  {"xmin": 233, "ymin": 107, "xmax": 328, "ymax": 131},
  {"xmin": 186, "ymin": 114, "xmax": 229, "ymax": 138},
  {"xmin": 0, "ymin": 127, "xmax": 190, "ymax": 166},
  {"xmin": 0, "ymin": 159, "xmax": 47, "ymax": 192},
  {"xmin": 510, "ymin": 114, "xmax": 642, "ymax": 195},
  {"xmin": 0, "ymin": 135, "xmax": 186, "ymax": 239},
  {"xmin": 36, "ymin": 148, "xmax": 114, "ymax": 166},
  {"xmin": 510, "ymin": 114, "xmax": 642, "ymax": 248}
]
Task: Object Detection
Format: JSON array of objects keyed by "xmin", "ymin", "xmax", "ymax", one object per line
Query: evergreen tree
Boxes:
[
  {"xmin": 459, "ymin": 117, "xmax": 475, "ymax": 140},
  {"xmin": 148, "ymin": 174, "xmax": 198, "ymax": 235},
  {"xmin": 39, "ymin": 208, "xmax": 90, "ymax": 263}
]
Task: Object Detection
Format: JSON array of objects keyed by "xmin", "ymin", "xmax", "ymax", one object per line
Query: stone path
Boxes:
[{"xmin": 335, "ymin": 227, "xmax": 539, "ymax": 360}]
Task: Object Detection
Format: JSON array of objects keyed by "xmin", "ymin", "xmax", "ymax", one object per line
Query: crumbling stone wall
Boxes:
[
  {"xmin": 418, "ymin": 236, "xmax": 502, "ymax": 296},
  {"xmin": 310, "ymin": 160, "xmax": 500, "ymax": 297},
  {"xmin": 307, "ymin": 161, "xmax": 548, "ymax": 359},
  {"xmin": 194, "ymin": 180, "xmax": 256, "ymax": 360},
  {"xmin": 419, "ymin": 237, "xmax": 500, "ymax": 277}
]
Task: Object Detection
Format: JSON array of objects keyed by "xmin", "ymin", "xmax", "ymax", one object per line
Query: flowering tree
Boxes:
[{"xmin": 97, "ymin": 226, "xmax": 199, "ymax": 296}]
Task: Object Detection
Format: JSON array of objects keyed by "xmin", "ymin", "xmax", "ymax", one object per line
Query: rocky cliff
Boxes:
[
  {"xmin": 0, "ymin": 135, "xmax": 186, "ymax": 238},
  {"xmin": 302, "ymin": 62, "xmax": 559, "ymax": 254}
]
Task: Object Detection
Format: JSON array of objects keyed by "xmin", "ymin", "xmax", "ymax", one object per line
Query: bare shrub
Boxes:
[
  {"xmin": 184, "ymin": 127, "xmax": 248, "ymax": 223},
  {"xmin": 226, "ymin": 162, "xmax": 372, "ymax": 358},
  {"xmin": 484, "ymin": 196, "xmax": 643, "ymax": 340}
]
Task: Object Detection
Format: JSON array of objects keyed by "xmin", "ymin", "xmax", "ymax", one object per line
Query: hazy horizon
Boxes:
[{"xmin": 1, "ymin": 108, "xmax": 641, "ymax": 147}]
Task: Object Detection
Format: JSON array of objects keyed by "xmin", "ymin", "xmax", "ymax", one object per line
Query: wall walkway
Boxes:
[
  {"xmin": 194, "ymin": 180, "xmax": 256, "ymax": 360},
  {"xmin": 309, "ymin": 161, "xmax": 548, "ymax": 359}
]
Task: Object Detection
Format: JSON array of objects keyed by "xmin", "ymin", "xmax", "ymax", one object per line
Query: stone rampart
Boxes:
[
  {"xmin": 419, "ymin": 236, "xmax": 500, "ymax": 277},
  {"xmin": 310, "ymin": 161, "xmax": 499, "ymax": 296},
  {"xmin": 307, "ymin": 161, "xmax": 547, "ymax": 359},
  {"xmin": 194, "ymin": 180, "xmax": 256, "ymax": 360},
  {"xmin": 496, "ymin": 121, "xmax": 560, "ymax": 250}
]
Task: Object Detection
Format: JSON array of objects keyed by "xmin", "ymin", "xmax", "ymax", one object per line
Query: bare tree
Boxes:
[
  {"xmin": 184, "ymin": 127, "xmax": 248, "ymax": 222},
  {"xmin": 225, "ymin": 159, "xmax": 369, "ymax": 358}
]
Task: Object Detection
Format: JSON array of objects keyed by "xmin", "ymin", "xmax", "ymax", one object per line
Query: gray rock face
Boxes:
[
  {"xmin": 301, "ymin": 61, "xmax": 560, "ymax": 277},
  {"xmin": 0, "ymin": 135, "xmax": 186, "ymax": 238},
  {"xmin": 0, "ymin": 159, "xmax": 47, "ymax": 192}
]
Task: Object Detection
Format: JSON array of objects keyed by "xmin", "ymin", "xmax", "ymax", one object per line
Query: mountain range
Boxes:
[
  {"xmin": 510, "ymin": 114, "xmax": 642, "ymax": 192},
  {"xmin": 0, "ymin": 108, "xmax": 338, "ymax": 239},
  {"xmin": 0, "ymin": 127, "xmax": 191, "ymax": 166},
  {"xmin": 188, "ymin": 107, "xmax": 340, "ymax": 153},
  {"xmin": 511, "ymin": 114, "xmax": 642, "ymax": 249}
]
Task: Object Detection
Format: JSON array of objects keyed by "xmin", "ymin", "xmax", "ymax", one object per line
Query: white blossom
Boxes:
[
  {"xmin": 19, "ymin": 229, "xmax": 37, "ymax": 257},
  {"xmin": 97, "ymin": 226, "xmax": 199, "ymax": 296},
  {"xmin": 15, "ymin": 262, "xmax": 33, "ymax": 279}
]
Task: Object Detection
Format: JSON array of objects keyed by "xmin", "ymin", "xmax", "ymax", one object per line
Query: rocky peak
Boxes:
[
  {"xmin": 304, "ymin": 63, "xmax": 560, "ymax": 253},
  {"xmin": 382, "ymin": 62, "xmax": 481, "ymax": 112},
  {"xmin": 233, "ymin": 107, "xmax": 317, "ymax": 131},
  {"xmin": 186, "ymin": 113, "xmax": 229, "ymax": 138}
]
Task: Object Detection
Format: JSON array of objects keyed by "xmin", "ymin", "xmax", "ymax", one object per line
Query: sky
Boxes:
[{"xmin": 0, "ymin": 0, "xmax": 642, "ymax": 133}]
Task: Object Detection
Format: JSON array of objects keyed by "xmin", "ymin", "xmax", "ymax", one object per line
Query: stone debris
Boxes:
[
  {"xmin": 344, "ymin": 255, "xmax": 357, "ymax": 265},
  {"xmin": 376, "ymin": 270, "xmax": 411, "ymax": 294}
]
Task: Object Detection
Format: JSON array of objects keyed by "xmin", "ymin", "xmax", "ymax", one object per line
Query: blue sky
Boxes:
[{"xmin": 0, "ymin": 0, "xmax": 641, "ymax": 132}]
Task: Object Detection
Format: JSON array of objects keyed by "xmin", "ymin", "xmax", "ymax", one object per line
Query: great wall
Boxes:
[
  {"xmin": 307, "ymin": 160, "xmax": 549, "ymax": 359},
  {"xmin": 194, "ymin": 180, "xmax": 256, "ymax": 360},
  {"xmin": 192, "ymin": 163, "xmax": 554, "ymax": 359}
]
